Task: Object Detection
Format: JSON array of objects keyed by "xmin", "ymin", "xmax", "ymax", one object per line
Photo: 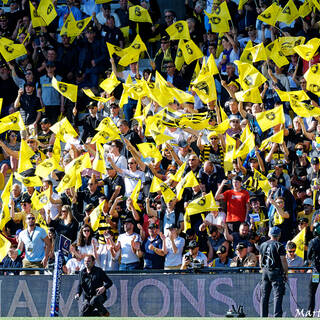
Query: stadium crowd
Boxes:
[{"xmin": 0, "ymin": 0, "xmax": 320, "ymax": 276}]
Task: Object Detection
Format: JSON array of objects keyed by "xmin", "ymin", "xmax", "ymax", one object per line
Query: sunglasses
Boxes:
[
  {"xmin": 27, "ymin": 217, "xmax": 35, "ymax": 220},
  {"xmin": 83, "ymin": 229, "xmax": 90, "ymax": 233},
  {"xmin": 287, "ymin": 250, "xmax": 295, "ymax": 253},
  {"xmin": 27, "ymin": 140, "xmax": 35, "ymax": 144},
  {"xmin": 210, "ymin": 137, "xmax": 218, "ymax": 140},
  {"xmin": 128, "ymin": 162, "xmax": 136, "ymax": 165},
  {"xmin": 166, "ymin": 65, "xmax": 175, "ymax": 68}
]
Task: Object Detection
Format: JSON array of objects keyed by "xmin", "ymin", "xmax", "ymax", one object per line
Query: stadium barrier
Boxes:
[{"xmin": 0, "ymin": 270, "xmax": 317, "ymax": 317}]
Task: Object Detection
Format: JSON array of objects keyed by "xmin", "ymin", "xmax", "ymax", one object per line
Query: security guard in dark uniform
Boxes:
[
  {"xmin": 259, "ymin": 226, "xmax": 288, "ymax": 317},
  {"xmin": 307, "ymin": 222, "xmax": 320, "ymax": 315}
]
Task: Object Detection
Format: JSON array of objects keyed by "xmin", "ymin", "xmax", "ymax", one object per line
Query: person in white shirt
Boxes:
[
  {"xmin": 162, "ymin": 224, "xmax": 185, "ymax": 270},
  {"xmin": 115, "ymin": 218, "xmax": 142, "ymax": 271},
  {"xmin": 107, "ymin": 155, "xmax": 145, "ymax": 197},
  {"xmin": 199, "ymin": 208, "xmax": 226, "ymax": 233}
]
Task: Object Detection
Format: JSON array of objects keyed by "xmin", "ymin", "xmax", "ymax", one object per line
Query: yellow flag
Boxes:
[
  {"xmin": 17, "ymin": 139, "xmax": 35, "ymax": 173},
  {"xmin": 65, "ymin": 16, "xmax": 92, "ymax": 37},
  {"xmin": 0, "ymin": 98, "xmax": 2, "ymax": 115},
  {"xmin": 266, "ymin": 39, "xmax": 289, "ymax": 68},
  {"xmin": 52, "ymin": 77, "xmax": 77, "ymax": 102},
  {"xmin": 166, "ymin": 20, "xmax": 190, "ymax": 40},
  {"xmin": 129, "ymin": 5, "xmax": 152, "ymax": 23},
  {"xmin": 178, "ymin": 39, "xmax": 203, "ymax": 65},
  {"xmin": 240, "ymin": 40, "xmax": 254, "ymax": 63},
  {"xmin": 118, "ymin": 34, "xmax": 147, "ymax": 66},
  {"xmin": 0, "ymin": 111, "xmax": 25, "ymax": 134},
  {"xmin": 29, "ymin": 1, "xmax": 46, "ymax": 27},
  {"xmin": 175, "ymin": 46, "xmax": 185, "ymax": 71},
  {"xmin": 279, "ymin": 37, "xmax": 305, "ymax": 56},
  {"xmin": 35, "ymin": 156, "xmax": 64, "ymax": 178},
  {"xmin": 0, "ymin": 39, "xmax": 27, "ymax": 62},
  {"xmin": 235, "ymin": 87, "xmax": 262, "ymax": 103},
  {"xmin": 211, "ymin": 119, "xmax": 230, "ymax": 134},
  {"xmin": 278, "ymin": 0, "xmax": 299, "ymax": 24},
  {"xmin": 37, "ymin": 0, "xmax": 57, "ymax": 26},
  {"xmin": 176, "ymin": 171, "xmax": 199, "ymax": 200},
  {"xmin": 130, "ymin": 180, "xmax": 141, "ymax": 211},
  {"xmin": 50, "ymin": 117, "xmax": 78, "ymax": 143},
  {"xmin": 205, "ymin": 2, "xmax": 231, "ymax": 33},
  {"xmin": 259, "ymin": 130, "xmax": 284, "ymax": 150},
  {"xmin": 235, "ymin": 60, "xmax": 267, "ymax": 90},
  {"xmin": 312, "ymin": 0, "xmax": 320, "ymax": 11},
  {"xmin": 149, "ymin": 176, "xmax": 176, "ymax": 204},
  {"xmin": 60, "ymin": 11, "xmax": 75, "ymax": 36},
  {"xmin": 92, "ymin": 143, "xmax": 106, "ymax": 174},
  {"xmin": 204, "ymin": 53, "xmax": 219, "ymax": 76},
  {"xmin": 186, "ymin": 192, "xmax": 217, "ymax": 215},
  {"xmin": 154, "ymin": 72, "xmax": 175, "ymax": 106},
  {"xmin": 31, "ymin": 188, "xmax": 50, "ymax": 210},
  {"xmin": 299, "ymin": 0, "xmax": 313, "ymax": 17},
  {"xmin": 99, "ymin": 72, "xmax": 121, "ymax": 94},
  {"xmin": 289, "ymin": 98, "xmax": 320, "ymax": 117},
  {"xmin": 0, "ymin": 173, "xmax": 13, "ymax": 230},
  {"xmin": 235, "ymin": 131, "xmax": 255, "ymax": 158},
  {"xmin": 254, "ymin": 169, "xmax": 271, "ymax": 196},
  {"xmin": 96, "ymin": 116, "xmax": 119, "ymax": 133},
  {"xmin": 275, "ymin": 88, "xmax": 310, "ymax": 101},
  {"xmin": 238, "ymin": 0, "xmax": 248, "ymax": 10},
  {"xmin": 90, "ymin": 200, "xmax": 105, "ymax": 231},
  {"xmin": 65, "ymin": 152, "xmax": 91, "ymax": 173},
  {"xmin": 224, "ymin": 133, "xmax": 236, "ymax": 172},
  {"xmin": 257, "ymin": 2, "xmax": 282, "ymax": 26},
  {"xmin": 56, "ymin": 167, "xmax": 77, "ymax": 193},
  {"xmin": 15, "ymin": 173, "xmax": 42, "ymax": 187},
  {"xmin": 171, "ymin": 162, "xmax": 186, "ymax": 182},
  {"xmin": 92, "ymin": 126, "xmax": 120, "ymax": 144},
  {"xmin": 256, "ymin": 105, "xmax": 285, "ymax": 132},
  {"xmin": 248, "ymin": 43, "xmax": 267, "ymax": 62},
  {"xmin": 106, "ymin": 42, "xmax": 125, "ymax": 58},
  {"xmin": 0, "ymin": 233, "xmax": 12, "ymax": 261},
  {"xmin": 82, "ymin": 88, "xmax": 112, "ymax": 103},
  {"xmin": 304, "ymin": 63, "xmax": 320, "ymax": 96},
  {"xmin": 137, "ymin": 142, "xmax": 162, "ymax": 163},
  {"xmin": 292, "ymin": 227, "xmax": 306, "ymax": 259},
  {"xmin": 192, "ymin": 73, "xmax": 217, "ymax": 104},
  {"xmin": 294, "ymin": 38, "xmax": 320, "ymax": 61},
  {"xmin": 52, "ymin": 137, "xmax": 61, "ymax": 162}
]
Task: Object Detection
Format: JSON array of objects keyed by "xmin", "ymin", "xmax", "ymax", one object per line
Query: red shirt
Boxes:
[
  {"xmin": 223, "ymin": 189, "xmax": 250, "ymax": 223},
  {"xmin": 303, "ymin": 54, "xmax": 320, "ymax": 74}
]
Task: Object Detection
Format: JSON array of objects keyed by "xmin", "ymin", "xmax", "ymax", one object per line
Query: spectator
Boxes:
[
  {"xmin": 210, "ymin": 245, "xmax": 232, "ymax": 268},
  {"xmin": 16, "ymin": 213, "xmax": 50, "ymax": 275},
  {"xmin": 286, "ymin": 241, "xmax": 304, "ymax": 272},
  {"xmin": 230, "ymin": 242, "xmax": 257, "ymax": 267},
  {"xmin": 0, "ymin": 244, "xmax": 23, "ymax": 275},
  {"xmin": 75, "ymin": 224, "xmax": 98, "ymax": 262},
  {"xmin": 216, "ymin": 176, "xmax": 250, "ymax": 232},
  {"xmin": 114, "ymin": 218, "xmax": 142, "ymax": 271},
  {"xmin": 97, "ymin": 230, "xmax": 119, "ymax": 271},
  {"xmin": 181, "ymin": 240, "xmax": 208, "ymax": 270},
  {"xmin": 163, "ymin": 224, "xmax": 185, "ymax": 270}
]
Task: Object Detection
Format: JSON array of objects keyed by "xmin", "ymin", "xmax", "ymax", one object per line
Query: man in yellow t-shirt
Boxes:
[{"xmin": 297, "ymin": 198, "xmax": 315, "ymax": 227}]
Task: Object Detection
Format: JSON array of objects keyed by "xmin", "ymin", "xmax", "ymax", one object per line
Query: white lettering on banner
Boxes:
[
  {"xmin": 131, "ymin": 279, "xmax": 170, "ymax": 316},
  {"xmin": 208, "ymin": 277, "xmax": 237, "ymax": 317},
  {"xmin": 7, "ymin": 280, "xmax": 38, "ymax": 317},
  {"xmin": 120, "ymin": 280, "xmax": 129, "ymax": 317},
  {"xmin": 173, "ymin": 279, "xmax": 205, "ymax": 316}
]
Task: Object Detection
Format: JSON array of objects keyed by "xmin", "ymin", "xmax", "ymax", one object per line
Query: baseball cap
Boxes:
[
  {"xmin": 167, "ymin": 223, "xmax": 178, "ymax": 229},
  {"xmin": 232, "ymin": 176, "xmax": 242, "ymax": 182},
  {"xmin": 249, "ymin": 157, "xmax": 258, "ymax": 162},
  {"xmin": 303, "ymin": 198, "xmax": 313, "ymax": 206},
  {"xmin": 229, "ymin": 115, "xmax": 240, "ymax": 121},
  {"xmin": 123, "ymin": 218, "xmax": 134, "ymax": 224},
  {"xmin": 267, "ymin": 173, "xmax": 277, "ymax": 180},
  {"xmin": 46, "ymin": 61, "xmax": 55, "ymax": 67},
  {"xmin": 188, "ymin": 240, "xmax": 199, "ymax": 249},
  {"xmin": 298, "ymin": 217, "xmax": 309, "ymax": 224},
  {"xmin": 297, "ymin": 186, "xmax": 306, "ymax": 193},
  {"xmin": 270, "ymin": 226, "xmax": 281, "ymax": 236},
  {"xmin": 311, "ymin": 157, "xmax": 319, "ymax": 165},
  {"xmin": 20, "ymin": 195, "xmax": 31, "ymax": 203},
  {"xmin": 274, "ymin": 160, "xmax": 284, "ymax": 167},
  {"xmin": 84, "ymin": 203, "xmax": 95, "ymax": 211},
  {"xmin": 178, "ymin": 140, "xmax": 188, "ymax": 148},
  {"xmin": 24, "ymin": 81, "xmax": 35, "ymax": 88},
  {"xmin": 236, "ymin": 242, "xmax": 248, "ymax": 250},
  {"xmin": 40, "ymin": 117, "xmax": 50, "ymax": 124},
  {"xmin": 148, "ymin": 222, "xmax": 158, "ymax": 229},
  {"xmin": 216, "ymin": 245, "xmax": 227, "ymax": 254},
  {"xmin": 87, "ymin": 101, "xmax": 97, "ymax": 109}
]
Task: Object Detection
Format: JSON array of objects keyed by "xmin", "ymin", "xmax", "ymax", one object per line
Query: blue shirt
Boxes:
[
  {"xmin": 141, "ymin": 235, "xmax": 164, "ymax": 269},
  {"xmin": 39, "ymin": 75, "xmax": 62, "ymax": 106},
  {"xmin": 212, "ymin": 258, "xmax": 231, "ymax": 268}
]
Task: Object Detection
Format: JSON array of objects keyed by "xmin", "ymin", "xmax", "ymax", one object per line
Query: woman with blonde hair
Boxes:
[{"xmin": 47, "ymin": 205, "xmax": 79, "ymax": 245}]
